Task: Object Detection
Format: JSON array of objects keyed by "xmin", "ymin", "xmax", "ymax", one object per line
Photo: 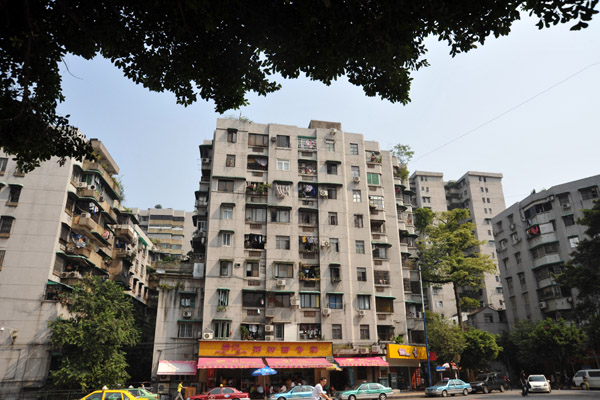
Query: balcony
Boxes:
[
  {"xmin": 115, "ymin": 247, "xmax": 135, "ymax": 260},
  {"xmin": 299, "ymin": 266, "xmax": 320, "ymax": 281},
  {"xmin": 533, "ymin": 254, "xmax": 562, "ymax": 269},
  {"xmin": 407, "ymin": 317, "xmax": 425, "ymax": 331},
  {"xmin": 528, "ymin": 232, "xmax": 558, "ymax": 248},
  {"xmin": 115, "ymin": 224, "xmax": 135, "ymax": 243},
  {"xmin": 82, "ymin": 160, "xmax": 122, "ymax": 199}
]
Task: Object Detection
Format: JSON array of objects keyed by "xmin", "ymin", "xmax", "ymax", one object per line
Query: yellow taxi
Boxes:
[{"xmin": 81, "ymin": 389, "xmax": 138, "ymax": 400}]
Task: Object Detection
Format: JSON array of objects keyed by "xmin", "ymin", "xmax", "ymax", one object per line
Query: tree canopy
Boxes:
[
  {"xmin": 417, "ymin": 209, "xmax": 497, "ymax": 327},
  {"xmin": 460, "ymin": 328, "xmax": 502, "ymax": 372},
  {"xmin": 1, "ymin": 1, "xmax": 598, "ymax": 170},
  {"xmin": 425, "ymin": 311, "xmax": 466, "ymax": 364},
  {"xmin": 48, "ymin": 276, "xmax": 139, "ymax": 391}
]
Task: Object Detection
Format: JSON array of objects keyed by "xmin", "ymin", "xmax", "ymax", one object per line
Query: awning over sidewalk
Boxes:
[
  {"xmin": 334, "ymin": 357, "xmax": 389, "ymax": 367},
  {"xmin": 197, "ymin": 358, "xmax": 265, "ymax": 369},
  {"xmin": 266, "ymin": 357, "xmax": 333, "ymax": 369},
  {"xmin": 157, "ymin": 360, "xmax": 197, "ymax": 375}
]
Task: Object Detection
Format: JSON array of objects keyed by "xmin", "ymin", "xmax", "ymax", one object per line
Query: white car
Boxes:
[
  {"xmin": 527, "ymin": 375, "xmax": 551, "ymax": 393},
  {"xmin": 573, "ymin": 369, "xmax": 600, "ymax": 389}
]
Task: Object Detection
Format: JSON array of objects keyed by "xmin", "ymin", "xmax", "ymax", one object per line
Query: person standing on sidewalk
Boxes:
[
  {"xmin": 313, "ymin": 377, "xmax": 332, "ymax": 400},
  {"xmin": 519, "ymin": 371, "xmax": 528, "ymax": 397}
]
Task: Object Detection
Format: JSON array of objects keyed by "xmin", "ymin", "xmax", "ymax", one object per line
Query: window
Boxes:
[
  {"xmin": 246, "ymin": 207, "xmax": 266, "ymax": 223},
  {"xmin": 354, "ymin": 214, "xmax": 364, "ymax": 228},
  {"xmin": 218, "ymin": 180, "xmax": 234, "ymax": 192},
  {"xmin": 225, "ymin": 155, "xmax": 235, "ymax": 167},
  {"xmin": 355, "ymin": 240, "xmax": 365, "ymax": 254},
  {"xmin": 220, "ymin": 261, "xmax": 232, "ymax": 276},
  {"xmin": 327, "ymin": 163, "xmax": 338, "ymax": 175},
  {"xmin": 7, "ymin": 186, "xmax": 21, "ymax": 204},
  {"xmin": 531, "ymin": 243, "xmax": 559, "ymax": 259},
  {"xmin": 515, "ymin": 252, "xmax": 521, "ymax": 265},
  {"xmin": 247, "ymin": 155, "xmax": 268, "ymax": 170},
  {"xmin": 227, "ymin": 129, "xmax": 237, "ymax": 143},
  {"xmin": 0, "ymin": 250, "xmax": 5, "ymax": 271},
  {"xmin": 214, "ymin": 320, "xmax": 231, "ymax": 339},
  {"xmin": 357, "ymin": 267, "xmax": 367, "ymax": 281},
  {"xmin": 422, "ymin": 197, "xmax": 431, "ymax": 204},
  {"xmin": 563, "ymin": 215, "xmax": 575, "ymax": 226},
  {"xmin": 484, "ymin": 208, "xmax": 488, "ymax": 214},
  {"xmin": 484, "ymin": 314, "xmax": 494, "ymax": 323},
  {"xmin": 358, "ymin": 295, "xmax": 370, "ymax": 310},
  {"xmin": 248, "ymin": 133, "xmax": 268, "ymax": 147},
  {"xmin": 327, "ymin": 186, "xmax": 337, "ymax": 199},
  {"xmin": 328, "ymin": 294, "xmax": 343, "ymax": 309},
  {"xmin": 330, "ymin": 266, "xmax": 340, "ymax": 281},
  {"xmin": 218, "ymin": 289, "xmax": 230, "ymax": 306},
  {"xmin": 180, "ymin": 294, "xmax": 195, "ymax": 308},
  {"xmin": 246, "ymin": 262, "xmax": 259, "ymax": 278},
  {"xmin": 325, "ymin": 139, "xmax": 335, "ymax": 152},
  {"xmin": 0, "ymin": 216, "xmax": 14, "ymax": 237},
  {"xmin": 275, "ymin": 323, "xmax": 285, "ymax": 339},
  {"xmin": 568, "ymin": 236, "xmax": 579, "ymax": 248},
  {"xmin": 329, "ymin": 212, "xmax": 338, "ymax": 225},
  {"xmin": 580, "ymin": 186, "xmax": 599, "ymax": 201},
  {"xmin": 178, "ymin": 322, "xmax": 194, "ymax": 338},
  {"xmin": 242, "ymin": 291, "xmax": 265, "ymax": 307},
  {"xmin": 0, "ymin": 158, "xmax": 7, "ymax": 174},
  {"xmin": 351, "ymin": 166, "xmax": 360, "ymax": 177},
  {"xmin": 487, "ymin": 198, "xmax": 491, "ymax": 203},
  {"xmin": 369, "ymin": 195, "xmax": 384, "ymax": 209},
  {"xmin": 271, "ymin": 208, "xmax": 290, "ymax": 223},
  {"xmin": 353, "ymin": 190, "xmax": 362, "ymax": 202},
  {"xmin": 268, "ymin": 293, "xmax": 291, "ymax": 308},
  {"xmin": 506, "ymin": 277, "xmax": 514, "ymax": 296},
  {"xmin": 330, "ymin": 238, "xmax": 339, "ymax": 252},
  {"xmin": 298, "ymin": 137, "xmax": 317, "ymax": 151},
  {"xmin": 360, "ymin": 325, "xmax": 370, "ymax": 340},
  {"xmin": 221, "ymin": 232, "xmax": 232, "ymax": 247},
  {"xmin": 332, "ymin": 324, "xmax": 342, "ymax": 339},
  {"xmin": 300, "ymin": 293, "xmax": 320, "ymax": 308},
  {"xmin": 276, "ymin": 159, "xmax": 290, "ymax": 171},
  {"xmin": 276, "ymin": 236, "xmax": 290, "ymax": 250},
  {"xmin": 367, "ymin": 173, "xmax": 381, "ymax": 185},
  {"xmin": 276, "ymin": 135, "xmax": 290, "ymax": 147},
  {"xmin": 372, "ymin": 245, "xmax": 388, "ymax": 259},
  {"xmin": 349, "ymin": 143, "xmax": 359, "ymax": 155},
  {"xmin": 374, "ymin": 270, "xmax": 389, "ymax": 285},
  {"xmin": 375, "ymin": 297, "xmax": 394, "ymax": 313},
  {"xmin": 275, "ymin": 263, "xmax": 293, "ymax": 278},
  {"xmin": 221, "ymin": 205, "xmax": 233, "ymax": 220}
]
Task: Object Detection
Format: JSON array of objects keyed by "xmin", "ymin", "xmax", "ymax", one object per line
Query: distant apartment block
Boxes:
[
  {"xmin": 136, "ymin": 208, "xmax": 194, "ymax": 258},
  {"xmin": 492, "ymin": 175, "xmax": 600, "ymax": 327}
]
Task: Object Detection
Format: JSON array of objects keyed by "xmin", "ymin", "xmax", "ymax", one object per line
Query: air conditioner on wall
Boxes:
[
  {"xmin": 358, "ymin": 310, "xmax": 366, "ymax": 317},
  {"xmin": 265, "ymin": 325, "xmax": 274, "ymax": 332},
  {"xmin": 539, "ymin": 301, "xmax": 547, "ymax": 309},
  {"xmin": 321, "ymin": 240, "xmax": 330, "ymax": 248},
  {"xmin": 291, "ymin": 298, "xmax": 300, "ymax": 307},
  {"xmin": 322, "ymin": 308, "xmax": 331, "ymax": 316},
  {"xmin": 182, "ymin": 311, "xmax": 192, "ymax": 318},
  {"xmin": 359, "ymin": 348, "xmax": 369, "ymax": 354},
  {"xmin": 562, "ymin": 203, "xmax": 571, "ymax": 209},
  {"xmin": 76, "ymin": 182, "xmax": 87, "ymax": 188},
  {"xmin": 265, "ymin": 335, "xmax": 275, "ymax": 341},
  {"xmin": 353, "ymin": 176, "xmax": 361, "ymax": 183},
  {"xmin": 202, "ymin": 158, "xmax": 210, "ymax": 164},
  {"xmin": 203, "ymin": 332, "xmax": 214, "ymax": 340},
  {"xmin": 276, "ymin": 279, "xmax": 286, "ymax": 287},
  {"xmin": 270, "ymin": 136, "xmax": 277, "ymax": 142},
  {"xmin": 319, "ymin": 190, "xmax": 329, "ymax": 198},
  {"xmin": 330, "ymin": 128, "xmax": 337, "ymax": 135}
]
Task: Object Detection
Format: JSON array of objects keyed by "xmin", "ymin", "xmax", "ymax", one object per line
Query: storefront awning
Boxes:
[
  {"xmin": 197, "ymin": 358, "xmax": 265, "ymax": 369},
  {"xmin": 266, "ymin": 357, "xmax": 333, "ymax": 369},
  {"xmin": 334, "ymin": 357, "xmax": 389, "ymax": 367},
  {"xmin": 157, "ymin": 360, "xmax": 197, "ymax": 375}
]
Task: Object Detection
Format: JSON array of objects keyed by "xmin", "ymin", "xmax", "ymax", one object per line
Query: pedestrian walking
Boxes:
[
  {"xmin": 175, "ymin": 381, "xmax": 184, "ymax": 400},
  {"xmin": 520, "ymin": 371, "xmax": 528, "ymax": 397}
]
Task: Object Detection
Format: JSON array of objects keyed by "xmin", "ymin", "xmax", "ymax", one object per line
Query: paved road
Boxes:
[{"xmin": 389, "ymin": 389, "xmax": 598, "ymax": 399}]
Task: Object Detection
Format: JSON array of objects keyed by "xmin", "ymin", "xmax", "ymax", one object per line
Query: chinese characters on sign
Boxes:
[{"xmin": 199, "ymin": 341, "xmax": 332, "ymax": 357}]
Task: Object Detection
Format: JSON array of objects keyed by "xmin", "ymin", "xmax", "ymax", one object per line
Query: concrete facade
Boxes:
[
  {"xmin": 410, "ymin": 171, "xmax": 506, "ymax": 321},
  {"xmin": 492, "ymin": 175, "xmax": 600, "ymax": 328},
  {"xmin": 136, "ymin": 208, "xmax": 194, "ymax": 258},
  {"xmin": 0, "ymin": 139, "xmax": 154, "ymax": 398}
]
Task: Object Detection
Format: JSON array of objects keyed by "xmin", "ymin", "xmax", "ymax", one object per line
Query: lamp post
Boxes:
[{"xmin": 418, "ymin": 265, "xmax": 432, "ymax": 387}]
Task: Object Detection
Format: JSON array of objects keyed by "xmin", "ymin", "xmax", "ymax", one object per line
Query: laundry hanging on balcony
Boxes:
[{"xmin": 275, "ymin": 183, "xmax": 290, "ymax": 198}]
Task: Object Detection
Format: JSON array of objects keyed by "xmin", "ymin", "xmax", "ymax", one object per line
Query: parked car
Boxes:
[
  {"xmin": 469, "ymin": 372, "xmax": 505, "ymax": 393},
  {"xmin": 425, "ymin": 379, "xmax": 471, "ymax": 397},
  {"xmin": 269, "ymin": 385, "xmax": 314, "ymax": 400},
  {"xmin": 189, "ymin": 387, "xmax": 250, "ymax": 400},
  {"xmin": 335, "ymin": 382, "xmax": 392, "ymax": 400},
  {"xmin": 527, "ymin": 375, "xmax": 551, "ymax": 393},
  {"xmin": 573, "ymin": 369, "xmax": 600, "ymax": 389},
  {"xmin": 125, "ymin": 387, "xmax": 159, "ymax": 400},
  {"xmin": 81, "ymin": 390, "xmax": 138, "ymax": 400}
]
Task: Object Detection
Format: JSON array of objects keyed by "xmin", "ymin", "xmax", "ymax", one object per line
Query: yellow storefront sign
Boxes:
[
  {"xmin": 386, "ymin": 344, "xmax": 427, "ymax": 360},
  {"xmin": 199, "ymin": 341, "xmax": 333, "ymax": 357}
]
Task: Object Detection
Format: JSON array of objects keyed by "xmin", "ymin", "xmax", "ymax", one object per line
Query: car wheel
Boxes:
[
  {"xmin": 483, "ymin": 386, "xmax": 488, "ymax": 394},
  {"xmin": 548, "ymin": 388, "xmax": 551, "ymax": 393},
  {"xmin": 378, "ymin": 394, "xmax": 386, "ymax": 400},
  {"xmin": 499, "ymin": 385, "xmax": 505, "ymax": 392},
  {"xmin": 349, "ymin": 395, "xmax": 356, "ymax": 400},
  {"xmin": 462, "ymin": 389, "xmax": 468, "ymax": 396},
  {"xmin": 441, "ymin": 390, "xmax": 448, "ymax": 397}
]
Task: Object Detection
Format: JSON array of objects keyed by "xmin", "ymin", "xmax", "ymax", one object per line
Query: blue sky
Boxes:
[{"xmin": 58, "ymin": 16, "xmax": 600, "ymax": 212}]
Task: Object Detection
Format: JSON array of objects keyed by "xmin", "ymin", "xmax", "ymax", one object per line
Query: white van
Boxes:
[{"xmin": 573, "ymin": 370, "xmax": 600, "ymax": 389}]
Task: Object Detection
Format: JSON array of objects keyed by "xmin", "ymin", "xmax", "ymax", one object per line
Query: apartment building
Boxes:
[
  {"xmin": 152, "ymin": 119, "xmax": 427, "ymax": 395},
  {"xmin": 492, "ymin": 175, "xmax": 600, "ymax": 327},
  {"xmin": 136, "ymin": 208, "xmax": 194, "ymax": 258},
  {"xmin": 410, "ymin": 171, "xmax": 506, "ymax": 322},
  {"xmin": 0, "ymin": 139, "xmax": 154, "ymax": 398}
]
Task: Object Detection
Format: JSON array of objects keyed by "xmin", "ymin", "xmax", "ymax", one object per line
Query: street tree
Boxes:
[
  {"xmin": 48, "ymin": 276, "xmax": 139, "ymax": 391},
  {"xmin": 1, "ymin": 1, "xmax": 597, "ymax": 170},
  {"xmin": 425, "ymin": 311, "xmax": 466, "ymax": 365},
  {"xmin": 417, "ymin": 209, "xmax": 497, "ymax": 328},
  {"xmin": 529, "ymin": 318, "xmax": 587, "ymax": 374},
  {"xmin": 460, "ymin": 328, "xmax": 502, "ymax": 372},
  {"xmin": 391, "ymin": 144, "xmax": 414, "ymax": 181}
]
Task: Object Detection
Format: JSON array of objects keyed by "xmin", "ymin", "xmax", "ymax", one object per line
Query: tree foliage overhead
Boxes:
[
  {"xmin": 460, "ymin": 328, "xmax": 502, "ymax": 372},
  {"xmin": 48, "ymin": 276, "xmax": 139, "ymax": 391},
  {"xmin": 418, "ymin": 209, "xmax": 497, "ymax": 327},
  {"xmin": 1, "ymin": 1, "xmax": 598, "ymax": 170}
]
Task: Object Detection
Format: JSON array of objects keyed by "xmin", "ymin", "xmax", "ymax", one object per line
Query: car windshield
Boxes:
[
  {"xmin": 351, "ymin": 384, "xmax": 367, "ymax": 390},
  {"xmin": 433, "ymin": 381, "xmax": 448, "ymax": 387},
  {"xmin": 529, "ymin": 376, "xmax": 545, "ymax": 382}
]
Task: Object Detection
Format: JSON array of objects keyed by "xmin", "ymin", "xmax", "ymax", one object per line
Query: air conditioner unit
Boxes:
[
  {"xmin": 202, "ymin": 158, "xmax": 210, "ymax": 164},
  {"xmin": 562, "ymin": 203, "xmax": 571, "ymax": 209},
  {"xmin": 322, "ymin": 308, "xmax": 331, "ymax": 316},
  {"xmin": 61, "ymin": 272, "xmax": 69, "ymax": 278},
  {"xmin": 87, "ymin": 184, "xmax": 95, "ymax": 190},
  {"xmin": 353, "ymin": 176, "xmax": 361, "ymax": 183},
  {"xmin": 202, "ymin": 332, "xmax": 214, "ymax": 340},
  {"xmin": 371, "ymin": 345, "xmax": 380, "ymax": 354},
  {"xmin": 319, "ymin": 190, "xmax": 329, "ymax": 198},
  {"xmin": 510, "ymin": 224, "xmax": 516, "ymax": 230},
  {"xmin": 265, "ymin": 335, "xmax": 275, "ymax": 341},
  {"xmin": 290, "ymin": 298, "xmax": 300, "ymax": 307},
  {"xmin": 157, "ymin": 384, "xmax": 169, "ymax": 394},
  {"xmin": 330, "ymin": 128, "xmax": 337, "ymax": 135},
  {"xmin": 321, "ymin": 240, "xmax": 330, "ymax": 248},
  {"xmin": 359, "ymin": 347, "xmax": 369, "ymax": 354},
  {"xmin": 539, "ymin": 301, "xmax": 547, "ymax": 309},
  {"xmin": 276, "ymin": 279, "xmax": 286, "ymax": 287},
  {"xmin": 265, "ymin": 325, "xmax": 274, "ymax": 332},
  {"xmin": 81, "ymin": 212, "xmax": 91, "ymax": 219},
  {"xmin": 270, "ymin": 136, "xmax": 277, "ymax": 143},
  {"xmin": 182, "ymin": 311, "xmax": 192, "ymax": 318},
  {"xmin": 76, "ymin": 182, "xmax": 87, "ymax": 188},
  {"xmin": 358, "ymin": 310, "xmax": 366, "ymax": 317},
  {"xmin": 416, "ymin": 311, "xmax": 423, "ymax": 319},
  {"xmin": 566, "ymin": 297, "xmax": 573, "ymax": 303}
]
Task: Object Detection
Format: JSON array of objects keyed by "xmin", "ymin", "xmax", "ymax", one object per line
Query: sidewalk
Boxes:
[{"xmin": 389, "ymin": 389, "xmax": 425, "ymax": 399}]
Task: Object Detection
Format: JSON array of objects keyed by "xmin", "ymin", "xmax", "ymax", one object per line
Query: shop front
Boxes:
[
  {"xmin": 330, "ymin": 357, "xmax": 389, "ymax": 390},
  {"xmin": 385, "ymin": 344, "xmax": 428, "ymax": 391}
]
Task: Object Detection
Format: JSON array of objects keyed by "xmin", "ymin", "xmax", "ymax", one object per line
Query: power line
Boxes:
[{"xmin": 414, "ymin": 61, "xmax": 600, "ymax": 162}]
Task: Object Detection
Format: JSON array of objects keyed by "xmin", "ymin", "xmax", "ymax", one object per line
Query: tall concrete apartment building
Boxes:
[
  {"xmin": 0, "ymin": 139, "xmax": 154, "ymax": 398},
  {"xmin": 136, "ymin": 208, "xmax": 194, "ymax": 258},
  {"xmin": 150, "ymin": 119, "xmax": 428, "ymax": 395},
  {"xmin": 492, "ymin": 175, "xmax": 600, "ymax": 327},
  {"xmin": 410, "ymin": 171, "xmax": 506, "ymax": 323}
]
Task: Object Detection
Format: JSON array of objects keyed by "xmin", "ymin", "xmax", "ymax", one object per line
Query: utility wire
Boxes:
[{"xmin": 414, "ymin": 61, "xmax": 600, "ymax": 162}]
